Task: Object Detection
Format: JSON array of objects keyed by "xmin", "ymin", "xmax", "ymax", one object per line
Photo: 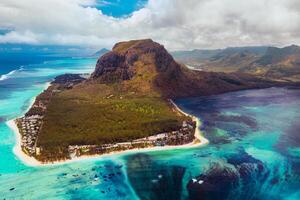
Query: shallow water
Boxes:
[{"xmin": 1, "ymin": 57, "xmax": 300, "ymax": 199}]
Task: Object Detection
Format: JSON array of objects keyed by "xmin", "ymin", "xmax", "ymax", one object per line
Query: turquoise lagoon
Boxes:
[{"xmin": 1, "ymin": 58, "xmax": 300, "ymax": 199}]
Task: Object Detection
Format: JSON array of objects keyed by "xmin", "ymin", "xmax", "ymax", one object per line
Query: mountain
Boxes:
[
  {"xmin": 91, "ymin": 39, "xmax": 275, "ymax": 98},
  {"xmin": 92, "ymin": 48, "xmax": 110, "ymax": 57}
]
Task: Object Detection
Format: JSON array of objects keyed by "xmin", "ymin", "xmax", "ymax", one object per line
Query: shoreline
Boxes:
[
  {"xmin": 6, "ymin": 85, "xmax": 209, "ymax": 167},
  {"xmin": 25, "ymin": 82, "xmax": 51, "ymax": 114},
  {"xmin": 5, "ymin": 82, "xmax": 52, "ymax": 166},
  {"xmin": 6, "ymin": 115, "xmax": 208, "ymax": 167},
  {"xmin": 6, "ymin": 120, "xmax": 41, "ymax": 166}
]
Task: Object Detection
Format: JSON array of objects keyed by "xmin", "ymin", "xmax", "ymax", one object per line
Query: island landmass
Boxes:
[{"xmin": 10, "ymin": 39, "xmax": 297, "ymax": 165}]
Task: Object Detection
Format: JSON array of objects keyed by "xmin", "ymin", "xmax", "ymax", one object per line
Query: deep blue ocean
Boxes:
[{"xmin": 1, "ymin": 54, "xmax": 300, "ymax": 199}]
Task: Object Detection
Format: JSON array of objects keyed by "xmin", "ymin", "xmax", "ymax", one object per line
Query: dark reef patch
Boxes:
[
  {"xmin": 126, "ymin": 153, "xmax": 186, "ymax": 200},
  {"xmin": 226, "ymin": 148, "xmax": 261, "ymax": 165},
  {"xmin": 187, "ymin": 149, "xmax": 272, "ymax": 200},
  {"xmin": 276, "ymin": 121, "xmax": 300, "ymax": 161},
  {"xmin": 187, "ymin": 162, "xmax": 240, "ymax": 200}
]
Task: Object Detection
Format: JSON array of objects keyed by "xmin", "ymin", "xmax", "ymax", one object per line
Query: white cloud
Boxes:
[
  {"xmin": 0, "ymin": 30, "xmax": 38, "ymax": 44},
  {"xmin": 0, "ymin": 0, "xmax": 300, "ymax": 50}
]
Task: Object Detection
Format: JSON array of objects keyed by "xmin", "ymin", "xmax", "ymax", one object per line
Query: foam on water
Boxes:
[{"xmin": 0, "ymin": 67, "xmax": 23, "ymax": 81}]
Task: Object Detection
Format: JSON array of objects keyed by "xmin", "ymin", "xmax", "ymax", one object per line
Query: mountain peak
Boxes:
[
  {"xmin": 287, "ymin": 44, "xmax": 300, "ymax": 49},
  {"xmin": 112, "ymin": 39, "xmax": 155, "ymax": 53},
  {"xmin": 283, "ymin": 44, "xmax": 300, "ymax": 53},
  {"xmin": 90, "ymin": 39, "xmax": 178, "ymax": 84}
]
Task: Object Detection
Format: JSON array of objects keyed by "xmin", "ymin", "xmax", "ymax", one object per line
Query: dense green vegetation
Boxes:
[{"xmin": 37, "ymin": 84, "xmax": 187, "ymax": 161}]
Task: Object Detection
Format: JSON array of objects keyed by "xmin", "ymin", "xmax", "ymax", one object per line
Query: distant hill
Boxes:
[
  {"xmin": 173, "ymin": 45, "xmax": 300, "ymax": 81},
  {"xmin": 256, "ymin": 45, "xmax": 300, "ymax": 65},
  {"xmin": 171, "ymin": 49, "xmax": 222, "ymax": 66},
  {"xmin": 171, "ymin": 46, "xmax": 268, "ymax": 67},
  {"xmin": 93, "ymin": 48, "xmax": 109, "ymax": 57},
  {"xmin": 240, "ymin": 45, "xmax": 300, "ymax": 81},
  {"xmin": 213, "ymin": 46, "xmax": 268, "ymax": 58}
]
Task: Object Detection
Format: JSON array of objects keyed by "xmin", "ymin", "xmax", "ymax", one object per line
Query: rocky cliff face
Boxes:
[
  {"xmin": 91, "ymin": 50, "xmax": 132, "ymax": 83},
  {"xmin": 90, "ymin": 39, "xmax": 282, "ymax": 98},
  {"xmin": 91, "ymin": 39, "xmax": 178, "ymax": 82}
]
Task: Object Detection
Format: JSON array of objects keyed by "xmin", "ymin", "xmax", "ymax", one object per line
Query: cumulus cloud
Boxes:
[{"xmin": 0, "ymin": 0, "xmax": 300, "ymax": 50}]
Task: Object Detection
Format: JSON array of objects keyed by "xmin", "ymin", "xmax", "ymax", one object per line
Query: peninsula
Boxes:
[{"xmin": 13, "ymin": 39, "xmax": 286, "ymax": 164}]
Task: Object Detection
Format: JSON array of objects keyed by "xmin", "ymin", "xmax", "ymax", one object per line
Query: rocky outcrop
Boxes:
[
  {"xmin": 53, "ymin": 73, "xmax": 86, "ymax": 84},
  {"xmin": 52, "ymin": 73, "xmax": 86, "ymax": 90},
  {"xmin": 91, "ymin": 51, "xmax": 132, "ymax": 83}
]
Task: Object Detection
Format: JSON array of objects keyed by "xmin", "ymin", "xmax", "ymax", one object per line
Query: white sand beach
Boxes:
[{"xmin": 6, "ymin": 120, "xmax": 41, "ymax": 166}]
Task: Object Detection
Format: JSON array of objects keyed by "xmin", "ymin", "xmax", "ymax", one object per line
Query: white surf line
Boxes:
[
  {"xmin": 0, "ymin": 69, "xmax": 17, "ymax": 81},
  {"xmin": 6, "ymin": 120, "xmax": 41, "ymax": 166},
  {"xmin": 5, "ymin": 82, "xmax": 52, "ymax": 166},
  {"xmin": 169, "ymin": 99, "xmax": 209, "ymax": 146},
  {"xmin": 0, "ymin": 66, "xmax": 25, "ymax": 81}
]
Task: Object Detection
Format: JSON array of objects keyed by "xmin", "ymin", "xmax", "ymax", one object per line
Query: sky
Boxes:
[
  {"xmin": 94, "ymin": 0, "xmax": 147, "ymax": 17},
  {"xmin": 0, "ymin": 0, "xmax": 300, "ymax": 50}
]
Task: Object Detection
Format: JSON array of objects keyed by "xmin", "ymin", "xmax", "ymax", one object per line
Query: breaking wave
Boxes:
[{"xmin": 0, "ymin": 66, "xmax": 24, "ymax": 81}]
